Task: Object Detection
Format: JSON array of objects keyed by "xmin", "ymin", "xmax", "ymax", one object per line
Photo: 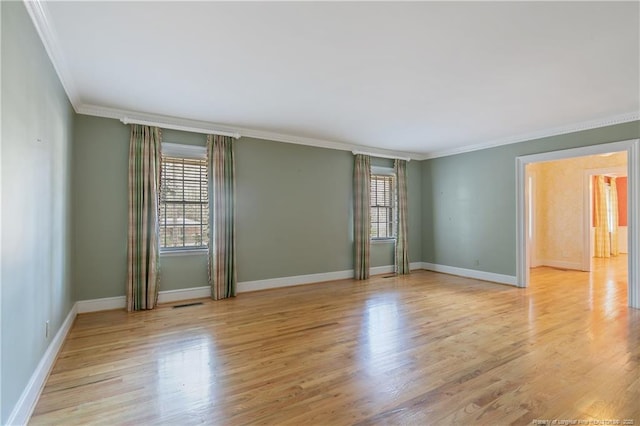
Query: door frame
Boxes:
[{"xmin": 515, "ymin": 139, "xmax": 640, "ymax": 309}]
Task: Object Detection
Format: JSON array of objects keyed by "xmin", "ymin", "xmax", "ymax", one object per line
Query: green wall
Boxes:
[
  {"xmin": 1, "ymin": 2, "xmax": 76, "ymax": 422},
  {"xmin": 235, "ymin": 138, "xmax": 353, "ymax": 279},
  {"xmin": 72, "ymin": 116, "xmax": 129, "ymax": 300},
  {"xmin": 421, "ymin": 121, "xmax": 640, "ymax": 276},
  {"xmin": 73, "ymin": 115, "xmax": 423, "ymax": 299}
]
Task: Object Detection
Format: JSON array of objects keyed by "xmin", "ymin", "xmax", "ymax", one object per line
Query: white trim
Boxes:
[
  {"xmin": 0, "ymin": 0, "xmax": 3, "ymax": 416},
  {"xmin": 157, "ymin": 287, "xmax": 210, "ymax": 304},
  {"xmin": 535, "ymin": 260, "xmax": 584, "ymax": 271},
  {"xmin": 71, "ymin": 262, "xmax": 416, "ymax": 313},
  {"xmin": 527, "ymin": 170, "xmax": 539, "ymax": 268},
  {"xmin": 628, "ymin": 140, "xmax": 640, "ymax": 308},
  {"xmin": 76, "ymin": 286, "xmax": 212, "ymax": 313},
  {"xmin": 516, "ymin": 155, "xmax": 529, "ymax": 288},
  {"xmin": 516, "ymin": 139, "xmax": 640, "ymax": 309},
  {"xmin": 22, "ymin": 0, "xmax": 639, "ymax": 164},
  {"xmin": 161, "ymin": 143, "xmax": 206, "ymax": 160},
  {"xmin": 76, "ymin": 104, "xmax": 424, "ymax": 160},
  {"xmin": 371, "ymin": 166, "xmax": 395, "ymax": 176},
  {"xmin": 160, "ymin": 248, "xmax": 208, "ymax": 257},
  {"xmin": 238, "ymin": 262, "xmax": 424, "ymax": 292},
  {"xmin": 370, "ymin": 265, "xmax": 396, "ymax": 276},
  {"xmin": 409, "ymin": 262, "xmax": 422, "ymax": 271},
  {"xmin": 353, "ymin": 150, "xmax": 411, "ymax": 162},
  {"xmin": 79, "ymin": 102, "xmax": 639, "ymax": 163},
  {"xmin": 122, "ymin": 117, "xmax": 240, "ymax": 139},
  {"xmin": 421, "ymin": 111, "xmax": 640, "ymax": 160},
  {"xmin": 371, "ymin": 238, "xmax": 396, "ymax": 244},
  {"xmin": 76, "ymin": 296, "xmax": 125, "ymax": 313},
  {"xmin": 22, "ymin": 0, "xmax": 81, "ymax": 109},
  {"xmin": 237, "ymin": 270, "xmax": 354, "ymax": 293},
  {"xmin": 422, "ymin": 263, "xmax": 517, "ymax": 286},
  {"xmin": 7, "ymin": 303, "xmax": 77, "ymax": 426}
]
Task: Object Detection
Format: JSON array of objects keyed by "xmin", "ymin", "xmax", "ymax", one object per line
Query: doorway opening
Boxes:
[{"xmin": 516, "ymin": 139, "xmax": 640, "ymax": 309}]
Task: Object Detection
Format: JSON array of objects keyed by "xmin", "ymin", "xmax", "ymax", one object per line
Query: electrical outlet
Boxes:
[{"xmin": 45, "ymin": 320, "xmax": 50, "ymax": 339}]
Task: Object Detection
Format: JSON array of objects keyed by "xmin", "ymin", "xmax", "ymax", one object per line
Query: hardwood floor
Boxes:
[{"xmin": 31, "ymin": 258, "xmax": 639, "ymax": 425}]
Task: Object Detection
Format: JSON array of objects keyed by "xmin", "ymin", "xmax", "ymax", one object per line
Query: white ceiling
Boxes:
[{"xmin": 32, "ymin": 1, "xmax": 639, "ymax": 158}]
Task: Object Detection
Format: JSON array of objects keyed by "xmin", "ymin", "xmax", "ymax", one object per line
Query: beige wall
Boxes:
[{"xmin": 529, "ymin": 152, "xmax": 627, "ymax": 270}]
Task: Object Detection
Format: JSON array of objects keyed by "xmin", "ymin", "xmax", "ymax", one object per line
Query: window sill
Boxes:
[
  {"xmin": 371, "ymin": 238, "xmax": 396, "ymax": 244},
  {"xmin": 160, "ymin": 248, "xmax": 208, "ymax": 257}
]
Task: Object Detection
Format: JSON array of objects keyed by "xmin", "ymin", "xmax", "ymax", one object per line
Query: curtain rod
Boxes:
[
  {"xmin": 352, "ymin": 150, "xmax": 411, "ymax": 162},
  {"xmin": 121, "ymin": 117, "xmax": 241, "ymax": 139}
]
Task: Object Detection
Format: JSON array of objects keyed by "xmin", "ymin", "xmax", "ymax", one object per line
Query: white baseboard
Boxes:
[
  {"xmin": 536, "ymin": 259, "xmax": 584, "ymax": 271},
  {"xmin": 76, "ymin": 262, "xmax": 426, "ymax": 313},
  {"xmin": 421, "ymin": 262, "xmax": 517, "ymax": 286},
  {"xmin": 370, "ymin": 262, "xmax": 423, "ymax": 276},
  {"xmin": 238, "ymin": 262, "xmax": 423, "ymax": 293},
  {"xmin": 369, "ymin": 265, "xmax": 395, "ymax": 276},
  {"xmin": 7, "ymin": 303, "xmax": 77, "ymax": 425},
  {"xmin": 409, "ymin": 262, "xmax": 422, "ymax": 271},
  {"xmin": 77, "ymin": 286, "xmax": 214, "ymax": 313},
  {"xmin": 157, "ymin": 286, "xmax": 210, "ymax": 303},
  {"xmin": 237, "ymin": 269, "xmax": 354, "ymax": 293},
  {"xmin": 76, "ymin": 295, "xmax": 126, "ymax": 313}
]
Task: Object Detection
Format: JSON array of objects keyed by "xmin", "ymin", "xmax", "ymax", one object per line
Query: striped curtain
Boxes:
[
  {"xmin": 208, "ymin": 135, "xmax": 237, "ymax": 300},
  {"xmin": 594, "ymin": 175, "xmax": 611, "ymax": 258},
  {"xmin": 126, "ymin": 125, "xmax": 161, "ymax": 311},
  {"xmin": 610, "ymin": 177, "xmax": 619, "ymax": 256},
  {"xmin": 354, "ymin": 154, "xmax": 371, "ymax": 280},
  {"xmin": 395, "ymin": 159, "xmax": 410, "ymax": 274}
]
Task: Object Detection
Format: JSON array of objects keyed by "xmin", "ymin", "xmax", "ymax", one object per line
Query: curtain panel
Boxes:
[
  {"xmin": 610, "ymin": 177, "xmax": 619, "ymax": 256},
  {"xmin": 354, "ymin": 154, "xmax": 371, "ymax": 280},
  {"xmin": 395, "ymin": 159, "xmax": 410, "ymax": 274},
  {"xmin": 126, "ymin": 125, "xmax": 161, "ymax": 311},
  {"xmin": 208, "ymin": 135, "xmax": 237, "ymax": 300},
  {"xmin": 594, "ymin": 175, "xmax": 611, "ymax": 258}
]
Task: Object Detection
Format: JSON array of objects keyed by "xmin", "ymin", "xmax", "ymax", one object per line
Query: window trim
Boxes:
[
  {"xmin": 370, "ymin": 166, "xmax": 398, "ymax": 241},
  {"xmin": 160, "ymin": 142, "xmax": 209, "ymax": 254},
  {"xmin": 162, "ymin": 142, "xmax": 206, "ymax": 160}
]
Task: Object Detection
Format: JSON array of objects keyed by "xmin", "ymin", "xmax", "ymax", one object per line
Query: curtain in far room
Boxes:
[
  {"xmin": 594, "ymin": 175, "xmax": 621, "ymax": 258},
  {"xmin": 207, "ymin": 134, "xmax": 237, "ymax": 300},
  {"xmin": 610, "ymin": 177, "xmax": 620, "ymax": 256},
  {"xmin": 594, "ymin": 175, "xmax": 611, "ymax": 258},
  {"xmin": 395, "ymin": 159, "xmax": 410, "ymax": 274},
  {"xmin": 126, "ymin": 124, "xmax": 162, "ymax": 311},
  {"xmin": 354, "ymin": 154, "xmax": 371, "ymax": 280}
]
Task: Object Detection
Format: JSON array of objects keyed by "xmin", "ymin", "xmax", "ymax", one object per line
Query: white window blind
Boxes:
[
  {"xmin": 160, "ymin": 156, "xmax": 208, "ymax": 250},
  {"xmin": 370, "ymin": 174, "xmax": 396, "ymax": 239}
]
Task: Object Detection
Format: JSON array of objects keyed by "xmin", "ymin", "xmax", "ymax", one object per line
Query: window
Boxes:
[
  {"xmin": 160, "ymin": 150, "xmax": 208, "ymax": 250},
  {"xmin": 370, "ymin": 173, "xmax": 397, "ymax": 239}
]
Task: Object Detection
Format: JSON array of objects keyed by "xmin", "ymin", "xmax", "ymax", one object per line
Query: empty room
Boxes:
[{"xmin": 2, "ymin": 1, "xmax": 640, "ymax": 425}]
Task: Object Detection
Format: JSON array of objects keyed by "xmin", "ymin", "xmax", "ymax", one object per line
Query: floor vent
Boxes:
[{"xmin": 172, "ymin": 302, "xmax": 204, "ymax": 309}]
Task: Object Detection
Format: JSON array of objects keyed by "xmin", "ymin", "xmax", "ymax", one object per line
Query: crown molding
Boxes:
[
  {"xmin": 420, "ymin": 111, "xmax": 640, "ymax": 160},
  {"xmin": 23, "ymin": 0, "xmax": 81, "ymax": 110},
  {"xmin": 23, "ymin": 0, "xmax": 638, "ymax": 162},
  {"xmin": 77, "ymin": 103, "xmax": 425, "ymax": 160}
]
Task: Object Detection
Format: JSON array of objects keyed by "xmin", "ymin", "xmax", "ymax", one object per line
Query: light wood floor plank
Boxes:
[{"xmin": 30, "ymin": 255, "xmax": 640, "ymax": 425}]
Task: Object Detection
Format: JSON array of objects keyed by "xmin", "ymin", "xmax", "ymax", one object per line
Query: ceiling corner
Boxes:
[{"xmin": 23, "ymin": 0, "xmax": 81, "ymax": 111}]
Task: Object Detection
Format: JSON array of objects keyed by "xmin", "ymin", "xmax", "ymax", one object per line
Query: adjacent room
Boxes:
[
  {"xmin": 1, "ymin": 1, "xmax": 639, "ymax": 425},
  {"xmin": 527, "ymin": 152, "xmax": 630, "ymax": 298}
]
